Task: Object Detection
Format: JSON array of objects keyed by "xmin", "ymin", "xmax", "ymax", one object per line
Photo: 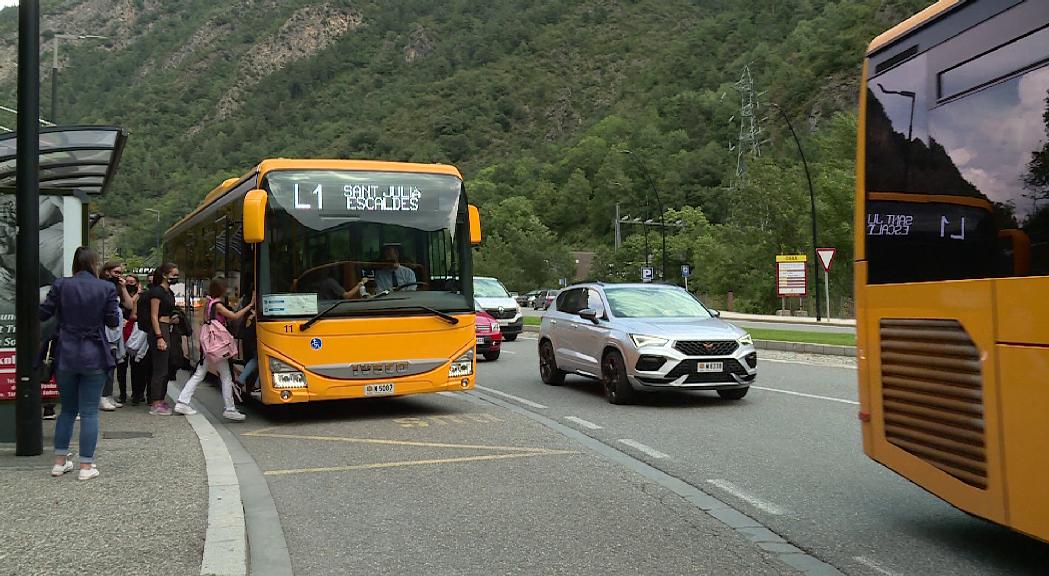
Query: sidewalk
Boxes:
[{"xmin": 0, "ymin": 402, "xmax": 207, "ymax": 576}]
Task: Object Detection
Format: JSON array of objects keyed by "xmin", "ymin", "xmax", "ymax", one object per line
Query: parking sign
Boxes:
[
  {"xmin": 680, "ymin": 264, "xmax": 691, "ymax": 278},
  {"xmin": 641, "ymin": 266, "xmax": 654, "ymax": 282}
]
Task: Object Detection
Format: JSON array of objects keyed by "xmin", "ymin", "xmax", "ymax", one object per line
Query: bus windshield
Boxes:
[{"xmin": 258, "ymin": 169, "xmax": 470, "ymax": 318}]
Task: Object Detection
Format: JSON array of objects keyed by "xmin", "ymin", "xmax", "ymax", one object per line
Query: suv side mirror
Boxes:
[
  {"xmin": 579, "ymin": 308, "xmax": 600, "ymax": 324},
  {"xmin": 710, "ymin": 309, "xmax": 721, "ymax": 318}
]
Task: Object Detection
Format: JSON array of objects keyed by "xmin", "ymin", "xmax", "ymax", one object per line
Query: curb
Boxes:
[
  {"xmin": 523, "ymin": 326, "xmax": 856, "ymax": 357},
  {"xmin": 169, "ymin": 383, "xmax": 248, "ymax": 576},
  {"xmin": 755, "ymin": 340, "xmax": 856, "ymax": 357}
]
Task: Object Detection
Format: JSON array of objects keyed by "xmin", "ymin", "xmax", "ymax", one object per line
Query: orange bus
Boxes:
[
  {"xmin": 165, "ymin": 159, "xmax": 482, "ymax": 405},
  {"xmin": 856, "ymin": 0, "xmax": 1049, "ymax": 542}
]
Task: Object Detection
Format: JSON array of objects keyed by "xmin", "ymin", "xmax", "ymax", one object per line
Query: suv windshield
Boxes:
[
  {"xmin": 604, "ymin": 286, "xmax": 713, "ymax": 319},
  {"xmin": 258, "ymin": 169, "xmax": 471, "ymax": 318},
  {"xmin": 474, "ymin": 277, "xmax": 510, "ymax": 298}
]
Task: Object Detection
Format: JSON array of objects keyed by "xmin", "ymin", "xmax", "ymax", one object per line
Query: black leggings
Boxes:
[
  {"xmin": 115, "ymin": 360, "xmax": 130, "ymax": 401},
  {"xmin": 147, "ymin": 324, "xmax": 172, "ymax": 404},
  {"xmin": 131, "ymin": 353, "xmax": 150, "ymax": 402}
]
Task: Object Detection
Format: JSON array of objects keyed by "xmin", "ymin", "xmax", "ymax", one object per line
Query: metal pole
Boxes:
[
  {"xmin": 771, "ymin": 104, "xmax": 822, "ymax": 322},
  {"xmin": 622, "ymin": 150, "xmax": 666, "ymax": 281},
  {"xmin": 614, "ymin": 203, "xmax": 621, "ymax": 250},
  {"xmin": 15, "ymin": 0, "xmax": 42, "ymax": 456},
  {"xmin": 824, "ymin": 270, "xmax": 831, "ymax": 320}
]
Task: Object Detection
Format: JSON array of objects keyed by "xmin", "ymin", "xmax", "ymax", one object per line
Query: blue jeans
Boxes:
[
  {"xmin": 54, "ymin": 370, "xmax": 107, "ymax": 464},
  {"xmin": 237, "ymin": 357, "xmax": 258, "ymax": 388}
]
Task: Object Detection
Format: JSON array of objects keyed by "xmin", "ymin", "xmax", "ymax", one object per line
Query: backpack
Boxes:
[{"xmin": 199, "ymin": 298, "xmax": 238, "ymax": 365}]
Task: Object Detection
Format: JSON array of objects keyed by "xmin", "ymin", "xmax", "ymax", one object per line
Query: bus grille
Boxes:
[{"xmin": 879, "ymin": 319, "xmax": 987, "ymax": 489}]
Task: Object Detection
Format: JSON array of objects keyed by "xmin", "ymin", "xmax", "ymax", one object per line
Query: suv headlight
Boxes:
[
  {"xmin": 449, "ymin": 349, "xmax": 474, "ymax": 377},
  {"xmin": 737, "ymin": 334, "xmax": 753, "ymax": 346},
  {"xmin": 268, "ymin": 357, "xmax": 307, "ymax": 389},
  {"xmin": 630, "ymin": 334, "xmax": 669, "ymax": 348}
]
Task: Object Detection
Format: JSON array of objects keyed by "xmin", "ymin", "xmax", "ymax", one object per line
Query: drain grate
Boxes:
[{"xmin": 102, "ymin": 431, "xmax": 154, "ymax": 439}]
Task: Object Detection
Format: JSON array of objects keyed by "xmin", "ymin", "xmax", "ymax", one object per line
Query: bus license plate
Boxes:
[
  {"xmin": 477, "ymin": 337, "xmax": 485, "ymax": 345},
  {"xmin": 364, "ymin": 383, "xmax": 395, "ymax": 396},
  {"xmin": 696, "ymin": 362, "xmax": 723, "ymax": 373}
]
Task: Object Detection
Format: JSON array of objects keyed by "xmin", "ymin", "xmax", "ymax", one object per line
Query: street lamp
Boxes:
[
  {"xmin": 50, "ymin": 33, "xmax": 108, "ymax": 124},
  {"xmin": 144, "ymin": 208, "xmax": 160, "ymax": 263},
  {"xmin": 620, "ymin": 149, "xmax": 666, "ymax": 281},
  {"xmin": 769, "ymin": 103, "xmax": 822, "ymax": 322}
]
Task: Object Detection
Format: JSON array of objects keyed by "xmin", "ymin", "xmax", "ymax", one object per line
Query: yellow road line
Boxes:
[
  {"xmin": 242, "ymin": 426, "xmax": 281, "ymax": 437},
  {"xmin": 264, "ymin": 450, "xmax": 576, "ymax": 477},
  {"xmin": 243, "ymin": 431, "xmax": 565, "ymax": 453}
]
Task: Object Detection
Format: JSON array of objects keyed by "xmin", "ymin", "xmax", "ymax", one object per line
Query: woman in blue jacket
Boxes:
[{"xmin": 39, "ymin": 247, "xmax": 120, "ymax": 481}]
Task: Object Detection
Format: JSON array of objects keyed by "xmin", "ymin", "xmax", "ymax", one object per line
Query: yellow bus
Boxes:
[
  {"xmin": 857, "ymin": 0, "xmax": 1049, "ymax": 543},
  {"xmin": 165, "ymin": 159, "xmax": 482, "ymax": 405}
]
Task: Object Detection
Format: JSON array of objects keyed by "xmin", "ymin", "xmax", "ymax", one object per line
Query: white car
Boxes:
[{"xmin": 474, "ymin": 276, "xmax": 523, "ymax": 341}]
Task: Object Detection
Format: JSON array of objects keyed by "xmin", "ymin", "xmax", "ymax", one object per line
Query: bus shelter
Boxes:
[{"xmin": 0, "ymin": 125, "xmax": 128, "ymax": 441}]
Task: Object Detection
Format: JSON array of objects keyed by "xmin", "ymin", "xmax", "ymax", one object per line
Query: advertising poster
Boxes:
[{"xmin": 0, "ymin": 195, "xmax": 71, "ymax": 401}]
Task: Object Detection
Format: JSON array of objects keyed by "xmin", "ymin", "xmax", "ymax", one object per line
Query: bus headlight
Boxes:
[
  {"xmin": 269, "ymin": 357, "xmax": 307, "ymax": 389},
  {"xmin": 449, "ymin": 349, "xmax": 474, "ymax": 378}
]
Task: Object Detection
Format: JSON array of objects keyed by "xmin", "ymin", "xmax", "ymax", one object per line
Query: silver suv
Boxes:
[{"xmin": 538, "ymin": 283, "xmax": 757, "ymax": 404}]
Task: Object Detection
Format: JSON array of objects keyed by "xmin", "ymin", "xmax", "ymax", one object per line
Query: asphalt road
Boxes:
[
  {"xmin": 477, "ymin": 337, "xmax": 1049, "ymax": 576},
  {"xmin": 190, "ymin": 367, "xmax": 794, "ymax": 575}
]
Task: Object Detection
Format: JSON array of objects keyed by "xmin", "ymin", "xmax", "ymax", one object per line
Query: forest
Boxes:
[{"xmin": 0, "ymin": 0, "xmax": 935, "ymax": 313}]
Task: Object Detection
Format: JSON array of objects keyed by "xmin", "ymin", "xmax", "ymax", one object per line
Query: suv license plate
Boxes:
[
  {"xmin": 696, "ymin": 362, "xmax": 723, "ymax": 373},
  {"xmin": 364, "ymin": 383, "xmax": 395, "ymax": 396}
]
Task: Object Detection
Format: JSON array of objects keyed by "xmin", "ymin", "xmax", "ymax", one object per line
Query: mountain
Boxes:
[{"xmin": 0, "ymin": 0, "xmax": 932, "ymax": 312}]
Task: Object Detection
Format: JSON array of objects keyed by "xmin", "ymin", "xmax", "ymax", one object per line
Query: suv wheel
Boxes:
[
  {"xmin": 539, "ymin": 340, "xmax": 565, "ymax": 385},
  {"xmin": 717, "ymin": 387, "xmax": 749, "ymax": 400},
  {"xmin": 601, "ymin": 350, "xmax": 635, "ymax": 405}
]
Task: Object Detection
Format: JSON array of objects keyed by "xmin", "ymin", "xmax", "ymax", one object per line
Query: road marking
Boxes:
[
  {"xmin": 474, "ymin": 385, "xmax": 548, "ymax": 409},
  {"xmin": 500, "ymin": 350, "xmax": 517, "ymax": 355},
  {"xmin": 264, "ymin": 450, "xmax": 575, "ymax": 477},
  {"xmin": 752, "ymin": 385, "xmax": 859, "ymax": 405},
  {"xmin": 436, "ymin": 391, "xmax": 460, "ymax": 398},
  {"xmin": 564, "ymin": 416, "xmax": 602, "ymax": 430},
  {"xmin": 706, "ymin": 479, "xmax": 787, "ymax": 515},
  {"xmin": 241, "ymin": 431, "xmax": 559, "ymax": 453},
  {"xmin": 617, "ymin": 439, "xmax": 669, "ymax": 459},
  {"xmin": 762, "ymin": 357, "xmax": 857, "ymax": 369},
  {"xmin": 517, "ymin": 336, "xmax": 538, "ymax": 341},
  {"xmin": 392, "ymin": 413, "xmax": 502, "ymax": 427},
  {"xmin": 853, "ymin": 556, "xmax": 902, "ymax": 576}
]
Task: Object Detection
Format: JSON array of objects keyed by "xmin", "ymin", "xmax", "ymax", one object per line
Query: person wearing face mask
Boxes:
[
  {"xmin": 99, "ymin": 261, "xmax": 134, "ymax": 410},
  {"xmin": 142, "ymin": 263, "xmax": 180, "ymax": 416},
  {"xmin": 116, "ymin": 273, "xmax": 142, "ymax": 405}
]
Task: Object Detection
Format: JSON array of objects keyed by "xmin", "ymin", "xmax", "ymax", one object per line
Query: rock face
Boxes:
[
  {"xmin": 403, "ymin": 24, "xmax": 436, "ymax": 63},
  {"xmin": 196, "ymin": 3, "xmax": 364, "ymax": 133}
]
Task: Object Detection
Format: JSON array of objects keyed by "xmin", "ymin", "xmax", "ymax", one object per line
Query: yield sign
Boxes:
[{"xmin": 816, "ymin": 248, "xmax": 837, "ymax": 272}]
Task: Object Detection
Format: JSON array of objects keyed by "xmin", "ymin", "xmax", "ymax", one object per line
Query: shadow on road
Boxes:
[
  {"xmin": 907, "ymin": 515, "xmax": 1049, "ymax": 574},
  {"xmin": 244, "ymin": 395, "xmax": 470, "ymax": 426},
  {"xmin": 558, "ymin": 375, "xmax": 753, "ymax": 409}
]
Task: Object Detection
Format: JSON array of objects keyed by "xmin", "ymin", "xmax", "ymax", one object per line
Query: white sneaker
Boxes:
[
  {"xmin": 222, "ymin": 409, "xmax": 246, "ymax": 422},
  {"xmin": 50, "ymin": 455, "xmax": 73, "ymax": 477},
  {"xmin": 174, "ymin": 402, "xmax": 197, "ymax": 416},
  {"xmin": 99, "ymin": 397, "xmax": 117, "ymax": 411},
  {"xmin": 78, "ymin": 465, "xmax": 99, "ymax": 481},
  {"xmin": 112, "ymin": 399, "xmax": 124, "ymax": 408}
]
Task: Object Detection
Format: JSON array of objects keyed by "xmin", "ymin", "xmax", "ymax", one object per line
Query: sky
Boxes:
[{"xmin": 0, "ymin": 1, "xmax": 16, "ymax": 8}]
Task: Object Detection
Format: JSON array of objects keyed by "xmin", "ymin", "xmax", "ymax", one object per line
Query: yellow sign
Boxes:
[{"xmin": 776, "ymin": 254, "xmax": 808, "ymax": 263}]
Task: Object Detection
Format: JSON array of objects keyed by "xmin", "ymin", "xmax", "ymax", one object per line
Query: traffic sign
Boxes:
[
  {"xmin": 816, "ymin": 248, "xmax": 837, "ymax": 272},
  {"xmin": 680, "ymin": 264, "xmax": 691, "ymax": 278},
  {"xmin": 641, "ymin": 266, "xmax": 654, "ymax": 282}
]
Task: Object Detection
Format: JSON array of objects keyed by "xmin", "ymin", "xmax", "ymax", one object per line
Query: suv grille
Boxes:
[
  {"xmin": 642, "ymin": 358, "xmax": 751, "ymax": 384},
  {"xmin": 674, "ymin": 340, "xmax": 738, "ymax": 356},
  {"xmin": 879, "ymin": 319, "xmax": 986, "ymax": 489},
  {"xmin": 485, "ymin": 308, "xmax": 517, "ymax": 320}
]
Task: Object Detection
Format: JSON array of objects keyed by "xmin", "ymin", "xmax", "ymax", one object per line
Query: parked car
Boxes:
[
  {"xmin": 473, "ymin": 276, "xmax": 523, "ymax": 341},
  {"xmin": 517, "ymin": 290, "xmax": 542, "ymax": 308},
  {"xmin": 537, "ymin": 289, "xmax": 559, "ymax": 311},
  {"xmin": 475, "ymin": 300, "xmax": 503, "ymax": 361},
  {"xmin": 538, "ymin": 282, "xmax": 756, "ymax": 404}
]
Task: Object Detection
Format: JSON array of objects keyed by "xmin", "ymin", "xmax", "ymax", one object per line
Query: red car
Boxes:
[{"xmin": 475, "ymin": 301, "xmax": 503, "ymax": 361}]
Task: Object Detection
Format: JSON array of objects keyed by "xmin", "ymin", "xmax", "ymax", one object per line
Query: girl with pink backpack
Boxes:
[{"xmin": 174, "ymin": 278, "xmax": 255, "ymax": 421}]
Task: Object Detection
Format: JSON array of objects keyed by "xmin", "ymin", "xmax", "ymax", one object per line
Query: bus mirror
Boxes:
[
  {"xmin": 998, "ymin": 229, "xmax": 1031, "ymax": 276},
  {"xmin": 469, "ymin": 204, "xmax": 482, "ymax": 245},
  {"xmin": 243, "ymin": 189, "xmax": 267, "ymax": 244}
]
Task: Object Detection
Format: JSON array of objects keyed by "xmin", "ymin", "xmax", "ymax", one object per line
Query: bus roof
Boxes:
[
  {"xmin": 867, "ymin": 0, "xmax": 962, "ymax": 56},
  {"xmin": 166, "ymin": 159, "xmax": 463, "ymax": 237}
]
